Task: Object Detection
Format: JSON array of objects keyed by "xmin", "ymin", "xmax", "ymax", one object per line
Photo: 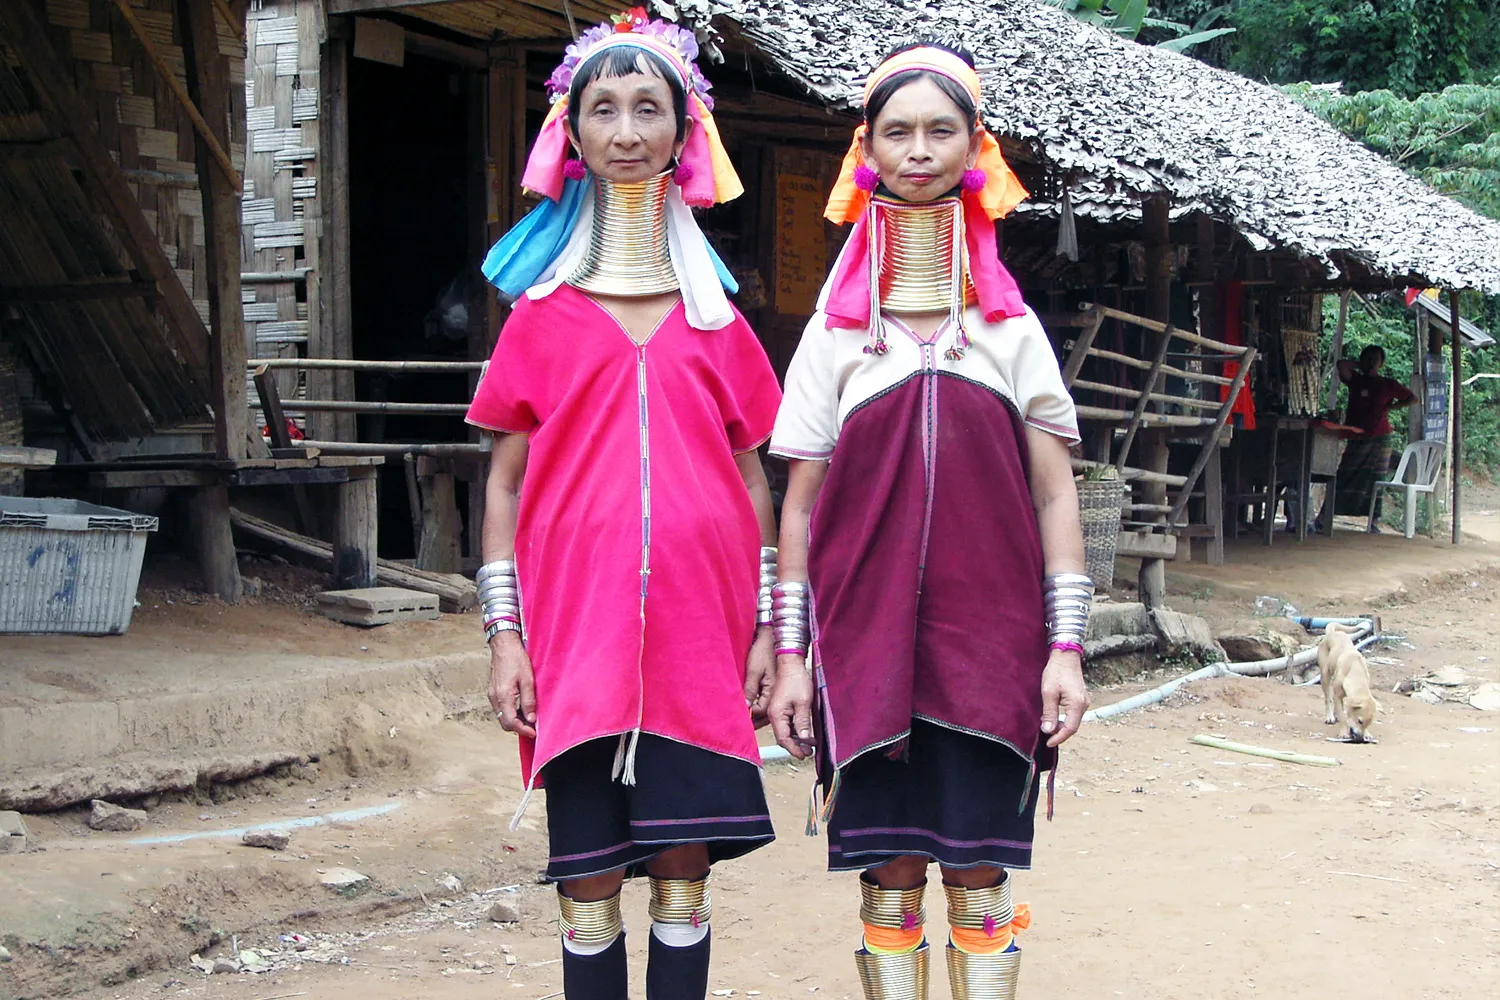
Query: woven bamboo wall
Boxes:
[
  {"xmin": 243, "ymin": 1, "xmax": 320, "ymax": 430},
  {"xmin": 45, "ymin": 0, "xmax": 247, "ymax": 331}
]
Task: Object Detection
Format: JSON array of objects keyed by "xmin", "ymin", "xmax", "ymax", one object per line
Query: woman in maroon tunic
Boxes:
[
  {"xmin": 1319, "ymin": 344, "xmax": 1417, "ymax": 530},
  {"xmin": 766, "ymin": 42, "xmax": 1091, "ymax": 1000}
]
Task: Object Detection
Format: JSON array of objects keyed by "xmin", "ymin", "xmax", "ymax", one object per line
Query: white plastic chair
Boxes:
[{"xmin": 1368, "ymin": 441, "xmax": 1444, "ymax": 538}]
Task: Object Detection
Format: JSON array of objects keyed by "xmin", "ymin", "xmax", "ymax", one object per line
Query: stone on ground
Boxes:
[
  {"xmin": 1149, "ymin": 608, "xmax": 1226, "ymax": 664},
  {"xmin": 0, "ymin": 810, "xmax": 29, "ymax": 853},
  {"xmin": 88, "ymin": 799, "xmax": 146, "ymax": 832},
  {"xmin": 1217, "ymin": 630, "xmax": 1302, "ymax": 663},
  {"xmin": 319, "ymin": 866, "xmax": 369, "ymax": 889},
  {"xmin": 488, "ymin": 900, "xmax": 521, "ymax": 923},
  {"xmin": 242, "ymin": 829, "xmax": 290, "ymax": 851}
]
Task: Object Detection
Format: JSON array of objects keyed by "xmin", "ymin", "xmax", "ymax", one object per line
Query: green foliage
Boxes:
[
  {"xmin": 1042, "ymin": 0, "xmax": 1235, "ymax": 52},
  {"xmin": 1285, "ymin": 80, "xmax": 1500, "ymax": 221},
  {"xmin": 1226, "ymin": 0, "xmax": 1500, "ymax": 97}
]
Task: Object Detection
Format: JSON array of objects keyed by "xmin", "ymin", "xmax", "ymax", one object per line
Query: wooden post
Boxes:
[
  {"xmin": 188, "ymin": 484, "xmax": 243, "ymax": 602},
  {"xmin": 320, "ymin": 37, "xmax": 356, "ymax": 441},
  {"xmin": 1451, "ymin": 292, "xmax": 1463, "ymax": 544},
  {"xmin": 1412, "ymin": 310, "xmax": 1427, "ymax": 446},
  {"xmin": 181, "ymin": 0, "xmax": 247, "ymax": 461},
  {"xmin": 1205, "ymin": 443, "xmax": 1224, "ymax": 566},
  {"xmin": 333, "ymin": 469, "xmax": 378, "ymax": 588},
  {"xmin": 416, "ymin": 462, "xmax": 461, "ymax": 574},
  {"xmin": 1138, "ymin": 197, "xmax": 1172, "ymax": 608}
]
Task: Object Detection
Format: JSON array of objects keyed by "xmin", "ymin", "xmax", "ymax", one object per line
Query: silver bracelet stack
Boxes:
[
  {"xmin": 1043, "ymin": 572, "xmax": 1094, "ymax": 648},
  {"xmin": 756, "ymin": 546, "xmax": 778, "ymax": 627},
  {"xmin": 771, "ymin": 581, "xmax": 810, "ymax": 658},
  {"xmin": 478, "ymin": 559, "xmax": 523, "ymax": 643}
]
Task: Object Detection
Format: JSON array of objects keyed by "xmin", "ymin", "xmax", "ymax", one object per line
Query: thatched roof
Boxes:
[{"xmin": 668, "ymin": 0, "xmax": 1500, "ymax": 295}]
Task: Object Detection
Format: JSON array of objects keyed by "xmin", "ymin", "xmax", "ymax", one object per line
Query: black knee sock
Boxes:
[
  {"xmin": 646, "ymin": 925, "xmax": 712, "ymax": 1000},
  {"xmin": 562, "ymin": 932, "xmax": 628, "ymax": 1000}
]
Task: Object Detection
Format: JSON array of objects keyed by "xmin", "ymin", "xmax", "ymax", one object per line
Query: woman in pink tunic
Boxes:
[{"xmin": 464, "ymin": 12, "xmax": 780, "ymax": 1000}]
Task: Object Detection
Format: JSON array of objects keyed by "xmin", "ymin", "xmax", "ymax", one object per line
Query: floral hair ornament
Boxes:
[
  {"xmin": 819, "ymin": 45, "xmax": 1029, "ymax": 331},
  {"xmin": 520, "ymin": 8, "xmax": 742, "ymax": 209}
]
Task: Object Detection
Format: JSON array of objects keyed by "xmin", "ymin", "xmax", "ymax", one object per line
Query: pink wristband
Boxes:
[{"xmin": 1050, "ymin": 641, "xmax": 1085, "ymax": 656}]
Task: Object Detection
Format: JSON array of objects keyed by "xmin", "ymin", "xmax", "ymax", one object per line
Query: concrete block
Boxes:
[
  {"xmin": 1087, "ymin": 601, "xmax": 1152, "ymax": 641},
  {"xmin": 317, "ymin": 587, "xmax": 441, "ymax": 626},
  {"xmin": 0, "ymin": 809, "xmax": 29, "ymax": 853}
]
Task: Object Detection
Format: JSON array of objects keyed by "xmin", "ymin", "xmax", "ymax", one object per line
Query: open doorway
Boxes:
[{"xmin": 347, "ymin": 49, "xmax": 478, "ymax": 559}]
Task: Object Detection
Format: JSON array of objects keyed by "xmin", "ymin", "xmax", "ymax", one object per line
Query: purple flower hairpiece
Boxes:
[{"xmin": 544, "ymin": 11, "xmax": 714, "ymax": 110}]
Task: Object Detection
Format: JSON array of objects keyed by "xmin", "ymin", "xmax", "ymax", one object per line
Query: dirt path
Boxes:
[{"xmin": 3, "ymin": 577, "xmax": 1494, "ymax": 1000}]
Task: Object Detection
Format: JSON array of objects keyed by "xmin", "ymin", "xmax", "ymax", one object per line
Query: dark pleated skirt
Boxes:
[
  {"xmin": 819, "ymin": 719, "xmax": 1044, "ymax": 873},
  {"xmin": 1332, "ymin": 434, "xmax": 1394, "ymax": 516},
  {"xmin": 541, "ymin": 733, "xmax": 775, "ymax": 882}
]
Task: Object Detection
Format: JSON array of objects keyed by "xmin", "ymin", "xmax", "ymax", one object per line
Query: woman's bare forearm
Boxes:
[
  {"xmin": 735, "ymin": 449, "xmax": 778, "ymax": 547},
  {"xmin": 777, "ymin": 459, "xmax": 829, "ymax": 583},
  {"xmin": 482, "ymin": 433, "xmax": 529, "ymax": 563},
  {"xmin": 1025, "ymin": 426, "xmax": 1085, "ymax": 577}
]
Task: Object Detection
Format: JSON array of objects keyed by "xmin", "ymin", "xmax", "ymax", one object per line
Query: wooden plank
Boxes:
[
  {"xmin": 231, "ymin": 465, "xmax": 359, "ymax": 486},
  {"xmin": 1070, "ymin": 378, "xmax": 1221, "ymax": 410},
  {"xmin": 1082, "ymin": 303, "xmax": 1246, "ymax": 357},
  {"xmin": 229, "ymin": 508, "xmax": 476, "ymax": 612},
  {"xmin": 0, "ymin": 137, "xmax": 73, "ymax": 160},
  {"xmin": 0, "ymin": 445, "xmax": 58, "ymax": 469},
  {"xmin": 1076, "ymin": 406, "xmax": 1216, "ymax": 429},
  {"xmin": 109, "ymin": 0, "xmax": 242, "ymax": 193},
  {"xmin": 415, "ymin": 471, "xmax": 461, "ymax": 573},
  {"xmin": 1060, "ymin": 307, "xmax": 1104, "ymax": 388},
  {"xmin": 1114, "ymin": 530, "xmax": 1178, "ymax": 560},
  {"xmin": 252, "ymin": 364, "xmax": 293, "ymax": 449}
]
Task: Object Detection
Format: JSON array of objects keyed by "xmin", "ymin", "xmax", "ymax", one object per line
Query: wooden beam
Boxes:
[
  {"xmin": 327, "ymin": 0, "xmax": 455, "ymax": 11},
  {"xmin": 319, "ymin": 37, "xmax": 356, "ymax": 442},
  {"xmin": 187, "ymin": 484, "xmax": 244, "ymax": 602},
  {"xmin": 1167, "ymin": 348, "xmax": 1257, "ymax": 525},
  {"xmin": 407, "ymin": 29, "xmax": 488, "ymax": 69},
  {"xmin": 0, "ymin": 281, "xmax": 156, "ymax": 303},
  {"xmin": 181, "ymin": 0, "xmax": 247, "ymax": 461},
  {"xmin": 109, "ymin": 0, "xmax": 242, "ymax": 194},
  {"xmin": 0, "ymin": 2, "xmax": 209, "ymax": 375},
  {"xmin": 241, "ymin": 269, "xmax": 312, "ymax": 284},
  {"xmin": 1060, "ymin": 308, "xmax": 1104, "ymax": 388},
  {"xmin": 0, "ymin": 445, "xmax": 57, "ymax": 469}
]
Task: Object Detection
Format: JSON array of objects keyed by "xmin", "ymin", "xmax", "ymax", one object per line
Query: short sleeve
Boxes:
[
  {"xmin": 465, "ymin": 299, "xmax": 544, "ymax": 434},
  {"xmin": 769, "ymin": 314, "xmax": 840, "ymax": 460},
  {"xmin": 1012, "ymin": 310, "xmax": 1080, "ymax": 443},
  {"xmin": 714, "ymin": 314, "xmax": 783, "ymax": 453}
]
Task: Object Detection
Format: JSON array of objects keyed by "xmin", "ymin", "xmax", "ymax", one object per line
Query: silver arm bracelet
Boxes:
[
  {"xmin": 757, "ymin": 546, "xmax": 778, "ymax": 627},
  {"xmin": 771, "ymin": 581, "xmax": 811, "ymax": 656},
  {"xmin": 1043, "ymin": 573, "xmax": 1094, "ymax": 645},
  {"xmin": 477, "ymin": 560, "xmax": 522, "ymax": 637}
]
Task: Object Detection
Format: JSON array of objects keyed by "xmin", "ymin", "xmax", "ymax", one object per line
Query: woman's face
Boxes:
[
  {"xmin": 567, "ymin": 62, "xmax": 684, "ymax": 185},
  {"xmin": 862, "ymin": 77, "xmax": 981, "ymax": 203}
]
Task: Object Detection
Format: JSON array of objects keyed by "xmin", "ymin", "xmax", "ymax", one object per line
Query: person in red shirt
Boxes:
[{"xmin": 1319, "ymin": 345, "xmax": 1416, "ymax": 531}]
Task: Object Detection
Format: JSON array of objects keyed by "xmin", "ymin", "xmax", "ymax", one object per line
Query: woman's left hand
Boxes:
[
  {"xmin": 1040, "ymin": 648, "xmax": 1089, "ymax": 748},
  {"xmin": 744, "ymin": 626, "xmax": 776, "ymax": 728}
]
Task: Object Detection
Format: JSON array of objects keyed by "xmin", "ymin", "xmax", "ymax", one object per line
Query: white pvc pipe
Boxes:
[{"xmin": 759, "ymin": 620, "xmax": 1379, "ymax": 756}]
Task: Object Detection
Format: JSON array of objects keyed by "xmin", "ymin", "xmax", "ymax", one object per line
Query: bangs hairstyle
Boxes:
[
  {"xmin": 863, "ymin": 40, "xmax": 980, "ymax": 132},
  {"xmin": 567, "ymin": 46, "xmax": 689, "ymax": 141}
]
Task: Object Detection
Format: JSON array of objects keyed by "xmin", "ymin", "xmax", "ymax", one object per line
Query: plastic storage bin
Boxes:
[{"xmin": 0, "ymin": 497, "xmax": 158, "ymax": 635}]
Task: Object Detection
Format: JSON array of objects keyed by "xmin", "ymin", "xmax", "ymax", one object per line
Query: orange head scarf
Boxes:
[{"xmin": 824, "ymin": 46, "xmax": 1027, "ymax": 225}]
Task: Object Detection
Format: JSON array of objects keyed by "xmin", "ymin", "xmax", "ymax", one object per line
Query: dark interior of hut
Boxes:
[{"xmin": 348, "ymin": 50, "xmax": 476, "ymax": 558}]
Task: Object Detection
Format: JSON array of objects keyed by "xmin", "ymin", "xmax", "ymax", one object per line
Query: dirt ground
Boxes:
[{"xmin": 3, "ymin": 515, "xmax": 1498, "ymax": 1000}]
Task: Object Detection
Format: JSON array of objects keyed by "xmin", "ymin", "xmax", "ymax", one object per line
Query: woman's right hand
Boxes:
[
  {"xmin": 488, "ymin": 633, "xmax": 538, "ymax": 738},
  {"xmin": 767, "ymin": 656, "xmax": 816, "ymax": 760}
]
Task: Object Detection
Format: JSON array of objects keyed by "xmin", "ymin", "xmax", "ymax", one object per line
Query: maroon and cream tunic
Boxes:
[{"xmin": 770, "ymin": 307, "xmax": 1079, "ymax": 800}]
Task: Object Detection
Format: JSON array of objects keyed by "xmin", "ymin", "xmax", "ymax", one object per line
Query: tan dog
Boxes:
[{"xmin": 1319, "ymin": 622, "xmax": 1378, "ymax": 742}]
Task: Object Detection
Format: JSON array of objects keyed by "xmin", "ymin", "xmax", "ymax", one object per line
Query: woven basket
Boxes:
[{"xmin": 1077, "ymin": 478, "xmax": 1127, "ymax": 591}]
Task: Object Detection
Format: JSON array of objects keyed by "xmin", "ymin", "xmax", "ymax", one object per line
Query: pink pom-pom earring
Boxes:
[
  {"xmin": 961, "ymin": 168, "xmax": 987, "ymax": 194},
  {"xmin": 672, "ymin": 160, "xmax": 695, "ymax": 185},
  {"xmin": 563, "ymin": 158, "xmax": 587, "ymax": 181},
  {"xmin": 854, "ymin": 163, "xmax": 879, "ymax": 192}
]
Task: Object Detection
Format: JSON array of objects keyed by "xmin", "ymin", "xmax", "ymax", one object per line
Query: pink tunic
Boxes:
[{"xmin": 466, "ymin": 284, "xmax": 781, "ymax": 789}]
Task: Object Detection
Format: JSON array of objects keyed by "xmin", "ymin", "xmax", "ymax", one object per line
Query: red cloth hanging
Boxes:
[{"xmin": 1218, "ymin": 280, "xmax": 1256, "ymax": 430}]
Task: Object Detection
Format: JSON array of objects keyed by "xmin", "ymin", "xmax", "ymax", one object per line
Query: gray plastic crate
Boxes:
[{"xmin": 0, "ymin": 497, "xmax": 159, "ymax": 635}]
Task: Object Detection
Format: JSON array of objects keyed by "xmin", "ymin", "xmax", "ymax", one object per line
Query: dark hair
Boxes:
[
  {"xmin": 1358, "ymin": 344, "xmax": 1386, "ymax": 372},
  {"xmin": 567, "ymin": 46, "xmax": 689, "ymax": 142},
  {"xmin": 863, "ymin": 40, "xmax": 979, "ymax": 132}
]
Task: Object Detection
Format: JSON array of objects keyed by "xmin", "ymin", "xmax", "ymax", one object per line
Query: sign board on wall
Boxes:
[
  {"xmin": 774, "ymin": 173, "xmax": 826, "ymax": 316},
  {"xmin": 1423, "ymin": 352, "xmax": 1448, "ymax": 442}
]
